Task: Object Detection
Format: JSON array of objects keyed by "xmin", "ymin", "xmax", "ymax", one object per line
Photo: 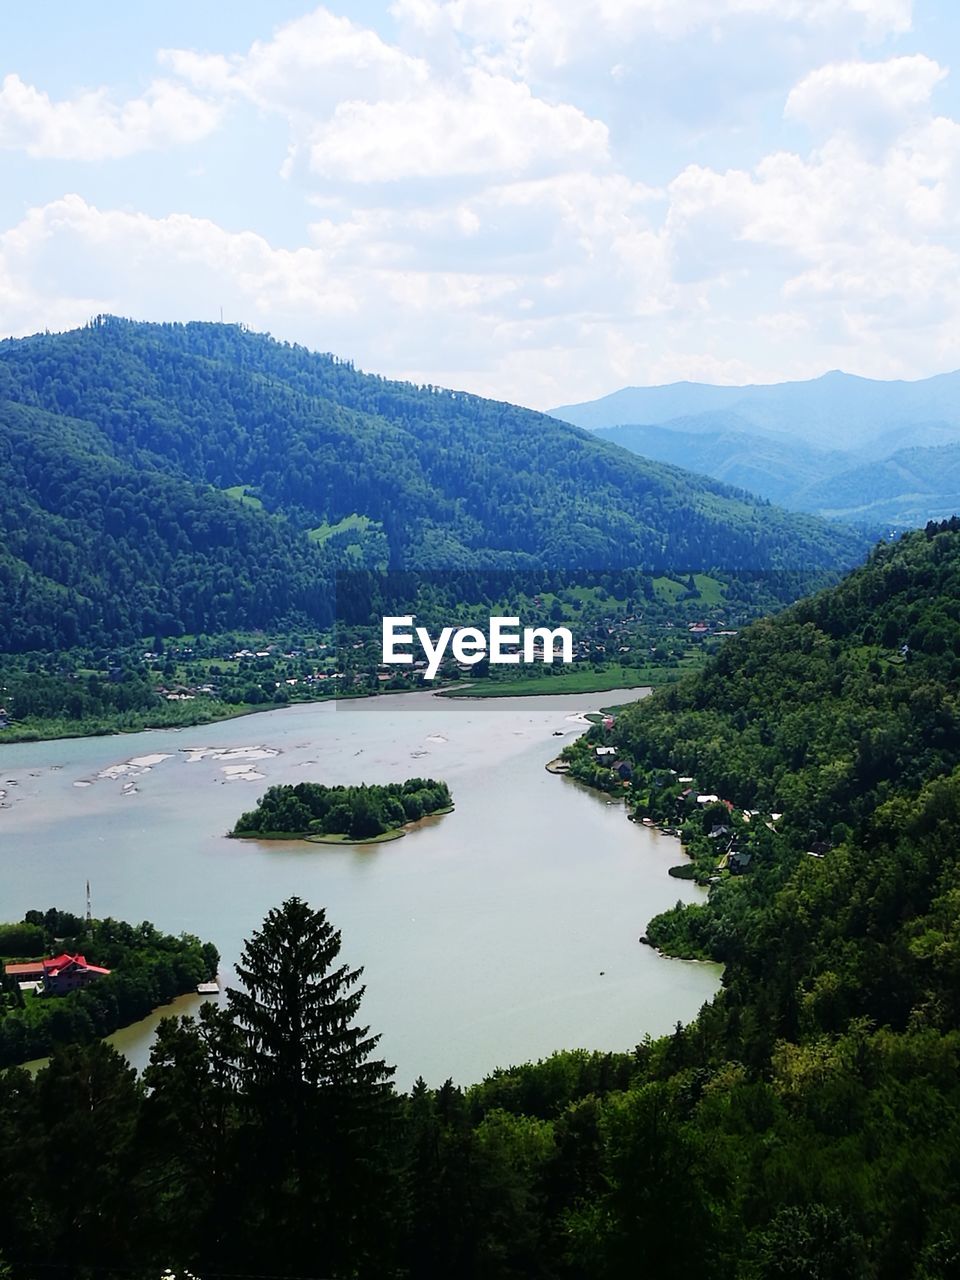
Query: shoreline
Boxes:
[
  {"xmin": 0, "ymin": 678, "xmax": 653, "ymax": 748},
  {"xmin": 545, "ymin": 755, "xmax": 714, "ymax": 966},
  {"xmin": 231, "ymin": 805, "xmax": 457, "ymax": 847}
]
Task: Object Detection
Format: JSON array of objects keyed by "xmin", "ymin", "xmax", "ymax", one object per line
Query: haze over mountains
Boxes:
[
  {"xmin": 553, "ymin": 371, "xmax": 960, "ymax": 526},
  {"xmin": 0, "ymin": 318, "xmax": 866, "ymax": 652}
]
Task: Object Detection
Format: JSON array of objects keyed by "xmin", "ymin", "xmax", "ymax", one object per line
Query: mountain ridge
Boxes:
[
  {"xmin": 552, "ymin": 367, "xmax": 960, "ymax": 455},
  {"xmin": 0, "ymin": 317, "xmax": 868, "ymax": 651}
]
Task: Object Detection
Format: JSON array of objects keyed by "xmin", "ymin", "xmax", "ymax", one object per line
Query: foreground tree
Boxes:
[{"xmin": 227, "ymin": 897, "xmax": 399, "ymax": 1276}]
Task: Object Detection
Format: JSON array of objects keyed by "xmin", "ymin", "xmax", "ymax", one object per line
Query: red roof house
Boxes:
[
  {"xmin": 5, "ymin": 953, "xmax": 111, "ymax": 996},
  {"xmin": 42, "ymin": 953, "xmax": 111, "ymax": 995}
]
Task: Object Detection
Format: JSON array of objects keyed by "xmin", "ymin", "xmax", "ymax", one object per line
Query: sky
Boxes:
[{"xmin": 2, "ymin": 0, "xmax": 960, "ymax": 408}]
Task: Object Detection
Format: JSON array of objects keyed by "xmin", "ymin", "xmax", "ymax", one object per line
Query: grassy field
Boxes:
[
  {"xmin": 437, "ymin": 666, "xmax": 685, "ymax": 698},
  {"xmin": 222, "ymin": 485, "xmax": 264, "ymax": 510}
]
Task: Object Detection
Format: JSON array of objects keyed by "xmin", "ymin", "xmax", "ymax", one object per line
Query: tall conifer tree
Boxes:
[{"xmin": 226, "ymin": 896, "xmax": 398, "ymax": 1276}]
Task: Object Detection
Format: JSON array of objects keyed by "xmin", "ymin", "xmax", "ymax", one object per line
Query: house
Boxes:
[
  {"xmin": 611, "ymin": 760, "xmax": 633, "ymax": 781},
  {"xmin": 5, "ymin": 953, "xmax": 111, "ymax": 996},
  {"xmin": 596, "ymin": 746, "xmax": 617, "ymax": 760},
  {"xmin": 42, "ymin": 953, "xmax": 111, "ymax": 995},
  {"xmin": 728, "ymin": 850, "xmax": 753, "ymax": 874}
]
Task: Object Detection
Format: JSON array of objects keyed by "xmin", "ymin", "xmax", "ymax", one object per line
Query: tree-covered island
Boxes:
[{"xmin": 231, "ymin": 777, "xmax": 453, "ymax": 843}]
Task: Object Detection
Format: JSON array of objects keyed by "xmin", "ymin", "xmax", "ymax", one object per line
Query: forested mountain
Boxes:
[
  {"xmin": 593, "ymin": 420, "xmax": 853, "ymax": 510},
  {"xmin": 0, "ymin": 401, "xmax": 335, "ymax": 651},
  {"xmin": 598, "ymin": 519, "xmax": 960, "ymax": 988},
  {"xmin": 595, "ymin": 420, "xmax": 960, "ymax": 528},
  {"xmin": 553, "ymin": 367, "xmax": 960, "ymax": 452},
  {"xmin": 0, "ymin": 317, "xmax": 866, "ymax": 651},
  {"xmin": 801, "ymin": 441, "xmax": 960, "ymax": 525}
]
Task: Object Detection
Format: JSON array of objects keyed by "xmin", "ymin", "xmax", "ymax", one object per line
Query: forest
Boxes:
[
  {"xmin": 232, "ymin": 777, "xmax": 453, "ymax": 840},
  {"xmin": 562, "ymin": 519, "xmax": 960, "ymax": 974},
  {"xmin": 0, "ymin": 908, "xmax": 218, "ymax": 1068},
  {"xmin": 3, "ymin": 887, "xmax": 960, "ymax": 1278},
  {"xmin": 0, "ymin": 317, "xmax": 868, "ymax": 653}
]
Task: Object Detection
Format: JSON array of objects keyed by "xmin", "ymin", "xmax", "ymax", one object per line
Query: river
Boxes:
[{"xmin": 0, "ymin": 689, "xmax": 720, "ymax": 1089}]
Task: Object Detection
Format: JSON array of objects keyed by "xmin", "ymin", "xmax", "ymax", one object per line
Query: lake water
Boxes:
[{"xmin": 0, "ymin": 689, "xmax": 720, "ymax": 1089}]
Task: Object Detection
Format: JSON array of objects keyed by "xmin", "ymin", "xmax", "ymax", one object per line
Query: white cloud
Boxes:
[
  {"xmin": 0, "ymin": 184, "xmax": 672, "ymax": 406},
  {"xmin": 785, "ymin": 54, "xmax": 947, "ymax": 142},
  {"xmin": 162, "ymin": 8, "xmax": 428, "ymax": 118},
  {"xmin": 166, "ymin": 8, "xmax": 608, "ymax": 185},
  {"xmin": 304, "ymin": 70, "xmax": 607, "ymax": 181},
  {"xmin": 0, "ymin": 74, "xmax": 222, "ymax": 160},
  {"xmin": 391, "ymin": 0, "xmax": 914, "ymax": 78},
  {"xmin": 10, "ymin": 1, "xmax": 960, "ymax": 407}
]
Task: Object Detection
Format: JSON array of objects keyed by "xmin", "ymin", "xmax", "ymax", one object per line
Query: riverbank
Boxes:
[
  {"xmin": 438, "ymin": 669, "xmax": 672, "ymax": 698},
  {"xmin": 0, "ymin": 698, "xmax": 297, "ymax": 746},
  {"xmin": 0, "ymin": 667, "xmax": 660, "ymax": 744}
]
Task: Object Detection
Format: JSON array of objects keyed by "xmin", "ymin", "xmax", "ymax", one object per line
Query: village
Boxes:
[{"xmin": 555, "ymin": 710, "xmax": 831, "ymax": 894}]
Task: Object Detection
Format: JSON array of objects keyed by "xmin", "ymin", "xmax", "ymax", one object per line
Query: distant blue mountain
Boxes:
[
  {"xmin": 553, "ymin": 370, "xmax": 960, "ymax": 455},
  {"xmin": 592, "ymin": 422, "xmax": 851, "ymax": 509},
  {"xmin": 592, "ymin": 420, "xmax": 960, "ymax": 528},
  {"xmin": 554, "ymin": 370, "xmax": 960, "ymax": 527}
]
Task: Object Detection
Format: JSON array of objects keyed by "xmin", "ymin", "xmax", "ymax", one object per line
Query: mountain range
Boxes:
[
  {"xmin": 552, "ymin": 371, "xmax": 960, "ymax": 527},
  {"xmin": 0, "ymin": 318, "xmax": 866, "ymax": 652}
]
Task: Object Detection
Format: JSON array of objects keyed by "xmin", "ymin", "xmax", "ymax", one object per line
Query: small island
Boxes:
[{"xmin": 231, "ymin": 778, "xmax": 453, "ymax": 843}]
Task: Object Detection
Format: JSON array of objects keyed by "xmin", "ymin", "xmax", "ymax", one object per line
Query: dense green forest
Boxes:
[
  {"xmin": 5, "ymin": 870, "xmax": 960, "ymax": 1277},
  {"xmin": 0, "ymin": 317, "xmax": 868, "ymax": 652},
  {"xmin": 566, "ymin": 520, "xmax": 960, "ymax": 968},
  {"xmin": 233, "ymin": 777, "xmax": 453, "ymax": 840},
  {"xmin": 0, "ymin": 908, "xmax": 218, "ymax": 1068}
]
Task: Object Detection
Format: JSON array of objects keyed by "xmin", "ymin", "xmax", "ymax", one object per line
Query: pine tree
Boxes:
[
  {"xmin": 225, "ymin": 897, "xmax": 399, "ymax": 1276},
  {"xmin": 227, "ymin": 895, "xmax": 393, "ymax": 1098}
]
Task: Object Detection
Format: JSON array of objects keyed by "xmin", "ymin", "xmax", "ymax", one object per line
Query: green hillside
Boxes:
[
  {"xmin": 566, "ymin": 519, "xmax": 960, "ymax": 991},
  {"xmin": 0, "ymin": 317, "xmax": 868, "ymax": 652},
  {"xmin": 805, "ymin": 441, "xmax": 960, "ymax": 525}
]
